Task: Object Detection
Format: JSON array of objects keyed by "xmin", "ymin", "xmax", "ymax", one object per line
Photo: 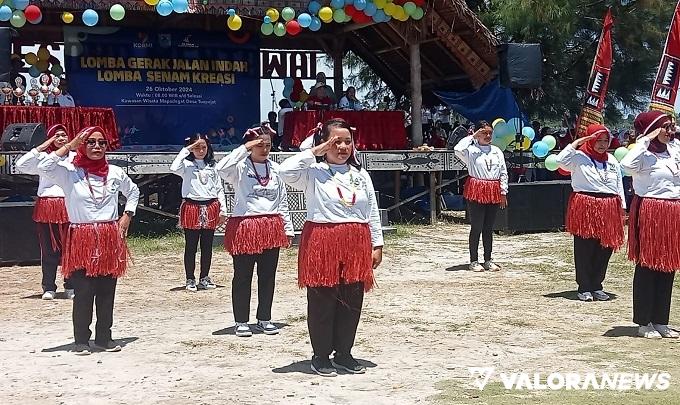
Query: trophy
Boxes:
[
  {"xmin": 39, "ymin": 74, "xmax": 51, "ymax": 106},
  {"xmin": 51, "ymin": 77, "xmax": 61, "ymax": 107},
  {"xmin": 27, "ymin": 78, "xmax": 39, "ymax": 106},
  {"xmin": 1, "ymin": 82, "xmax": 12, "ymax": 105},
  {"xmin": 13, "ymin": 77, "xmax": 25, "ymax": 106}
]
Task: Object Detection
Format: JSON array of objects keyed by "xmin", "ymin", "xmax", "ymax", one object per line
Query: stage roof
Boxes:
[{"xmin": 29, "ymin": 1, "xmax": 498, "ymax": 102}]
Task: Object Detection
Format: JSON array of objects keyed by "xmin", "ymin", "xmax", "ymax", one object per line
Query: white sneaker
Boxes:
[
  {"xmin": 64, "ymin": 289, "xmax": 75, "ymax": 300},
  {"xmin": 577, "ymin": 292, "xmax": 593, "ymax": 302},
  {"xmin": 256, "ymin": 320, "xmax": 280, "ymax": 335},
  {"xmin": 185, "ymin": 279, "xmax": 197, "ymax": 292},
  {"xmin": 469, "ymin": 261, "xmax": 484, "ymax": 272},
  {"xmin": 652, "ymin": 324, "xmax": 680, "ymax": 338},
  {"xmin": 638, "ymin": 323, "xmax": 662, "ymax": 339},
  {"xmin": 592, "ymin": 290, "xmax": 609, "ymax": 301},
  {"xmin": 483, "ymin": 260, "xmax": 501, "ymax": 272},
  {"xmin": 235, "ymin": 322, "xmax": 252, "ymax": 337},
  {"xmin": 42, "ymin": 291, "xmax": 56, "ymax": 300}
]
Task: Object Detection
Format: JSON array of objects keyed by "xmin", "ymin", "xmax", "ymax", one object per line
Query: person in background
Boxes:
[
  {"xmin": 278, "ymin": 99, "xmax": 294, "ymax": 150},
  {"xmin": 55, "ymin": 80, "xmax": 75, "ymax": 107},
  {"xmin": 377, "ymin": 95, "xmax": 390, "ymax": 111},
  {"xmin": 421, "ymin": 107, "xmax": 432, "ymax": 140},
  {"xmin": 267, "ymin": 111, "xmax": 281, "ymax": 150},
  {"xmin": 338, "ymin": 87, "xmax": 363, "ymax": 111},
  {"xmin": 306, "ymin": 72, "xmax": 337, "ymax": 110},
  {"xmin": 440, "ymin": 108, "xmax": 452, "ymax": 134}
]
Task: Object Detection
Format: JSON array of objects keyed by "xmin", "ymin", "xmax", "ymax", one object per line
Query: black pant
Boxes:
[
  {"xmin": 184, "ymin": 229, "xmax": 214, "ymax": 280},
  {"xmin": 70, "ymin": 269, "xmax": 117, "ymax": 344},
  {"xmin": 468, "ymin": 201, "xmax": 499, "ymax": 262},
  {"xmin": 232, "ymin": 248, "xmax": 280, "ymax": 323},
  {"xmin": 633, "ymin": 265, "xmax": 676, "ymax": 326},
  {"xmin": 307, "ymin": 283, "xmax": 364, "ymax": 358},
  {"xmin": 573, "ymin": 236, "xmax": 613, "ymax": 293},
  {"xmin": 37, "ymin": 223, "xmax": 71, "ymax": 292}
]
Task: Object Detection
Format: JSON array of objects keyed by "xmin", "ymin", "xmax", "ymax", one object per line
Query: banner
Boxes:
[
  {"xmin": 66, "ymin": 28, "xmax": 260, "ymax": 146},
  {"xmin": 650, "ymin": 0, "xmax": 680, "ymax": 115},
  {"xmin": 576, "ymin": 8, "xmax": 613, "ymax": 137}
]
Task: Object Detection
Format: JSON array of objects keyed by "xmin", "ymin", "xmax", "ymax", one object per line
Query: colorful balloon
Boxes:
[
  {"xmin": 298, "ymin": 13, "xmax": 312, "ymax": 28},
  {"xmin": 542, "ymin": 135, "xmax": 557, "ymax": 150},
  {"xmin": 544, "ymin": 154, "xmax": 559, "ymax": 171},
  {"xmin": 412, "ymin": 7, "xmax": 424, "ymax": 20},
  {"xmin": 109, "ymin": 4, "xmax": 125, "ymax": 21},
  {"xmin": 173, "ymin": 0, "xmax": 189, "ymax": 13},
  {"xmin": 61, "ymin": 12, "xmax": 74, "ymax": 24},
  {"xmin": 522, "ymin": 126, "xmax": 536, "ymax": 141},
  {"xmin": 260, "ymin": 22, "xmax": 273, "ymax": 35},
  {"xmin": 319, "ymin": 7, "xmax": 333, "ymax": 22},
  {"xmin": 24, "ymin": 52, "xmax": 37, "ymax": 65},
  {"xmin": 614, "ymin": 146, "xmax": 629, "ymax": 162},
  {"xmin": 532, "ymin": 141, "xmax": 549, "ymax": 158},
  {"xmin": 14, "ymin": 0, "xmax": 29, "ymax": 11},
  {"xmin": 492, "ymin": 118, "xmax": 506, "ymax": 128},
  {"xmin": 156, "ymin": 1, "xmax": 173, "ymax": 16},
  {"xmin": 227, "ymin": 15, "xmax": 242, "ymax": 31},
  {"xmin": 286, "ymin": 20, "xmax": 301, "ymax": 35},
  {"xmin": 266, "ymin": 8, "xmax": 280, "ymax": 22},
  {"xmin": 403, "ymin": 2, "xmax": 417, "ymax": 15},
  {"xmin": 281, "ymin": 7, "xmax": 295, "ymax": 22},
  {"xmin": 309, "ymin": 16, "xmax": 322, "ymax": 31},
  {"xmin": 333, "ymin": 8, "xmax": 346, "ymax": 22},
  {"xmin": 0, "ymin": 6, "xmax": 11, "ymax": 22},
  {"xmin": 24, "ymin": 5, "xmax": 41, "ymax": 22},
  {"xmin": 10, "ymin": 10, "xmax": 26, "ymax": 28},
  {"xmin": 354, "ymin": 0, "xmax": 367, "ymax": 11},
  {"xmin": 308, "ymin": 1, "xmax": 322, "ymax": 14},
  {"xmin": 144, "ymin": 0, "xmax": 160, "ymax": 5},
  {"xmin": 331, "ymin": 0, "xmax": 344, "ymax": 9},
  {"xmin": 37, "ymin": 47, "xmax": 50, "ymax": 61},
  {"xmin": 273, "ymin": 22, "xmax": 286, "ymax": 36},
  {"xmin": 364, "ymin": 2, "xmax": 377, "ymax": 16}
]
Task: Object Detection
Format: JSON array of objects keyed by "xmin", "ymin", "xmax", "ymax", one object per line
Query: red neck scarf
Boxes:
[
  {"xmin": 579, "ymin": 124, "xmax": 611, "ymax": 163},
  {"xmin": 72, "ymin": 126, "xmax": 109, "ymax": 178},
  {"xmin": 45, "ymin": 124, "xmax": 69, "ymax": 153}
]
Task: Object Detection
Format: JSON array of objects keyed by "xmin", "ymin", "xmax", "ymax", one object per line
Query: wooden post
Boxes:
[
  {"xmin": 429, "ymin": 171, "xmax": 437, "ymax": 225},
  {"xmin": 410, "ymin": 42, "xmax": 423, "ymax": 146}
]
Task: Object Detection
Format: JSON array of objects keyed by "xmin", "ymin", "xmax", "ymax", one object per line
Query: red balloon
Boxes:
[
  {"xmin": 286, "ymin": 21, "xmax": 301, "ymax": 36},
  {"xmin": 355, "ymin": 12, "xmax": 371, "ymax": 23},
  {"xmin": 345, "ymin": 5, "xmax": 357, "ymax": 17},
  {"xmin": 25, "ymin": 5, "xmax": 42, "ymax": 22},
  {"xmin": 413, "ymin": 0, "xmax": 426, "ymax": 6}
]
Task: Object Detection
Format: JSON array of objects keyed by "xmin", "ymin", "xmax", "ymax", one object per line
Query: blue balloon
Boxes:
[
  {"xmin": 384, "ymin": 13, "xmax": 391, "ymax": 21},
  {"xmin": 28, "ymin": 65, "xmax": 40, "ymax": 78},
  {"xmin": 373, "ymin": 9, "xmax": 386, "ymax": 23},
  {"xmin": 308, "ymin": 1, "xmax": 322, "ymax": 14},
  {"xmin": 14, "ymin": 0, "xmax": 29, "ymax": 11},
  {"xmin": 309, "ymin": 16, "xmax": 322, "ymax": 31},
  {"xmin": 354, "ymin": 0, "xmax": 367, "ymax": 11},
  {"xmin": 364, "ymin": 2, "xmax": 377, "ymax": 16},
  {"xmin": 172, "ymin": 0, "xmax": 189, "ymax": 13},
  {"xmin": 298, "ymin": 13, "xmax": 312, "ymax": 28},
  {"xmin": 345, "ymin": 0, "xmax": 354, "ymax": 4},
  {"xmin": 522, "ymin": 126, "xmax": 536, "ymax": 141},
  {"xmin": 227, "ymin": 8, "xmax": 236, "ymax": 16},
  {"xmin": 82, "ymin": 9, "xmax": 99, "ymax": 26},
  {"xmin": 507, "ymin": 117, "xmax": 522, "ymax": 131},
  {"xmin": 532, "ymin": 141, "xmax": 549, "ymax": 158},
  {"xmin": 0, "ymin": 6, "xmax": 11, "ymax": 22},
  {"xmin": 331, "ymin": 0, "xmax": 344, "ymax": 9},
  {"xmin": 156, "ymin": 1, "xmax": 173, "ymax": 17},
  {"xmin": 264, "ymin": 15, "xmax": 271, "ymax": 24}
]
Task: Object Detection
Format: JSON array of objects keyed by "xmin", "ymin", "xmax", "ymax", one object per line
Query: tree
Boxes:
[{"xmin": 469, "ymin": 0, "xmax": 676, "ymax": 125}]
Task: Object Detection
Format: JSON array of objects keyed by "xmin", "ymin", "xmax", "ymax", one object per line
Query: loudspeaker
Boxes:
[
  {"xmin": 0, "ymin": 201, "xmax": 40, "ymax": 266},
  {"xmin": 493, "ymin": 180, "xmax": 572, "ymax": 233},
  {"xmin": 0, "ymin": 28, "xmax": 10, "ymax": 84},
  {"xmin": 498, "ymin": 43, "xmax": 543, "ymax": 89},
  {"xmin": 1, "ymin": 123, "xmax": 46, "ymax": 151}
]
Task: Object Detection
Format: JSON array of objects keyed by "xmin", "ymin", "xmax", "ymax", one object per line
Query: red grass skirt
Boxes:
[
  {"xmin": 179, "ymin": 199, "xmax": 221, "ymax": 230},
  {"xmin": 298, "ymin": 222, "xmax": 375, "ymax": 292},
  {"xmin": 628, "ymin": 196, "xmax": 680, "ymax": 272},
  {"xmin": 565, "ymin": 192, "xmax": 625, "ymax": 250},
  {"xmin": 224, "ymin": 214, "xmax": 289, "ymax": 255},
  {"xmin": 463, "ymin": 177, "xmax": 503, "ymax": 204},
  {"xmin": 61, "ymin": 222, "xmax": 129, "ymax": 279},
  {"xmin": 33, "ymin": 197, "xmax": 69, "ymax": 223}
]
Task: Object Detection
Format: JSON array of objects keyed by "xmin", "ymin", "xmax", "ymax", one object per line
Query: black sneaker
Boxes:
[
  {"xmin": 311, "ymin": 355, "xmax": 337, "ymax": 377},
  {"xmin": 73, "ymin": 343, "xmax": 91, "ymax": 356},
  {"xmin": 332, "ymin": 353, "xmax": 366, "ymax": 374},
  {"xmin": 93, "ymin": 340, "xmax": 122, "ymax": 352}
]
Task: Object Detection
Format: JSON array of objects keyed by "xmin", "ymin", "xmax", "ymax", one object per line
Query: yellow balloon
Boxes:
[
  {"xmin": 144, "ymin": 0, "xmax": 160, "ymax": 5},
  {"xmin": 227, "ymin": 15, "xmax": 242, "ymax": 31},
  {"xmin": 37, "ymin": 47, "xmax": 50, "ymax": 61},
  {"xmin": 514, "ymin": 136, "xmax": 531, "ymax": 151},
  {"xmin": 25, "ymin": 52, "xmax": 38, "ymax": 65},
  {"xmin": 627, "ymin": 143, "xmax": 636, "ymax": 150},
  {"xmin": 492, "ymin": 118, "xmax": 506, "ymax": 128},
  {"xmin": 375, "ymin": 0, "xmax": 387, "ymax": 8},
  {"xmin": 384, "ymin": 3, "xmax": 397, "ymax": 16},
  {"xmin": 319, "ymin": 7, "xmax": 333, "ymax": 22},
  {"xmin": 62, "ymin": 12, "xmax": 74, "ymax": 24},
  {"xmin": 266, "ymin": 8, "xmax": 279, "ymax": 22},
  {"xmin": 36, "ymin": 60, "xmax": 49, "ymax": 72}
]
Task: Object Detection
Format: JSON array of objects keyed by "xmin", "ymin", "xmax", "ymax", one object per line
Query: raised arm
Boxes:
[
  {"xmin": 36, "ymin": 133, "xmax": 86, "ymax": 187},
  {"xmin": 169, "ymin": 147, "xmax": 191, "ymax": 175},
  {"xmin": 16, "ymin": 135, "xmax": 65, "ymax": 175},
  {"xmin": 215, "ymin": 140, "xmax": 262, "ymax": 184},
  {"xmin": 453, "ymin": 135, "xmax": 475, "ymax": 165},
  {"xmin": 621, "ymin": 133, "xmax": 657, "ymax": 174},
  {"xmin": 556, "ymin": 135, "xmax": 594, "ymax": 171}
]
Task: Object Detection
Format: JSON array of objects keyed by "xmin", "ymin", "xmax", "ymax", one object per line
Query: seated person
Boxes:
[
  {"xmin": 338, "ymin": 86, "xmax": 363, "ymax": 111},
  {"xmin": 306, "ymin": 72, "xmax": 336, "ymax": 109},
  {"xmin": 377, "ymin": 95, "xmax": 390, "ymax": 111}
]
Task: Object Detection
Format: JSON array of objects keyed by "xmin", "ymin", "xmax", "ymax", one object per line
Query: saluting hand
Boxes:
[
  {"xmin": 311, "ymin": 135, "xmax": 338, "ymax": 157},
  {"xmin": 645, "ymin": 128, "xmax": 663, "ymax": 141},
  {"xmin": 245, "ymin": 138, "xmax": 264, "ymax": 151},
  {"xmin": 571, "ymin": 134, "xmax": 596, "ymax": 148},
  {"xmin": 37, "ymin": 136, "xmax": 59, "ymax": 152}
]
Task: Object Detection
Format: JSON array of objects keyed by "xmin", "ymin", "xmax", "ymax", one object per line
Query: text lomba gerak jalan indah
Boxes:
[{"xmin": 80, "ymin": 57, "xmax": 250, "ymax": 84}]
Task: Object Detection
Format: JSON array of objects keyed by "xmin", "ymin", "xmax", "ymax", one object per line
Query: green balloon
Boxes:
[
  {"xmin": 542, "ymin": 135, "xmax": 557, "ymax": 150},
  {"xmin": 333, "ymin": 8, "xmax": 346, "ymax": 23},
  {"xmin": 281, "ymin": 7, "xmax": 295, "ymax": 22},
  {"xmin": 261, "ymin": 22, "xmax": 274, "ymax": 35},
  {"xmin": 544, "ymin": 154, "xmax": 559, "ymax": 171},
  {"xmin": 273, "ymin": 22, "xmax": 286, "ymax": 36},
  {"xmin": 412, "ymin": 7, "xmax": 424, "ymax": 20},
  {"xmin": 403, "ymin": 2, "xmax": 417, "ymax": 15},
  {"xmin": 614, "ymin": 146, "xmax": 629, "ymax": 162},
  {"xmin": 344, "ymin": 13, "xmax": 352, "ymax": 22},
  {"xmin": 110, "ymin": 4, "xmax": 125, "ymax": 21}
]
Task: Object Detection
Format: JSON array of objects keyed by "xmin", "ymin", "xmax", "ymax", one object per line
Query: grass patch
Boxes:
[{"xmin": 127, "ymin": 232, "xmax": 184, "ymax": 255}]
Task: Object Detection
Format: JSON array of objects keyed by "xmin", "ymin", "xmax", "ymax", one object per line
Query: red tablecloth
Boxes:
[
  {"xmin": 282, "ymin": 110, "xmax": 407, "ymax": 150},
  {"xmin": 0, "ymin": 106, "xmax": 120, "ymax": 149}
]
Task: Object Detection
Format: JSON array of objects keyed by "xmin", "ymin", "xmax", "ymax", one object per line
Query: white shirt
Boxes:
[
  {"xmin": 215, "ymin": 145, "xmax": 294, "ymax": 236},
  {"xmin": 46, "ymin": 93, "xmax": 75, "ymax": 107},
  {"xmin": 15, "ymin": 148, "xmax": 75, "ymax": 197},
  {"xmin": 454, "ymin": 135, "xmax": 509, "ymax": 194},
  {"xmin": 556, "ymin": 145, "xmax": 626, "ymax": 208},
  {"xmin": 620, "ymin": 137, "xmax": 680, "ymax": 199},
  {"xmin": 38, "ymin": 153, "xmax": 139, "ymax": 224},
  {"xmin": 278, "ymin": 108, "xmax": 294, "ymax": 139},
  {"xmin": 338, "ymin": 96, "xmax": 363, "ymax": 111},
  {"xmin": 278, "ymin": 150, "xmax": 384, "ymax": 247},
  {"xmin": 170, "ymin": 148, "xmax": 227, "ymax": 216},
  {"xmin": 421, "ymin": 109, "xmax": 431, "ymax": 123}
]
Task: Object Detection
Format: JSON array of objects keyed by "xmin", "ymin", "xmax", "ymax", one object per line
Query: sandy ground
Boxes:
[{"xmin": 0, "ymin": 223, "xmax": 679, "ymax": 405}]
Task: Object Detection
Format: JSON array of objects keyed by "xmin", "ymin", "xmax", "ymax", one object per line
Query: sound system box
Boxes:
[
  {"xmin": 498, "ymin": 43, "xmax": 543, "ymax": 89},
  {"xmin": 1, "ymin": 123, "xmax": 46, "ymax": 151},
  {"xmin": 0, "ymin": 201, "xmax": 40, "ymax": 266},
  {"xmin": 492, "ymin": 180, "xmax": 572, "ymax": 233}
]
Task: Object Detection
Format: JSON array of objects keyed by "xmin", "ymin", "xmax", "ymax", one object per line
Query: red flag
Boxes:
[
  {"xmin": 650, "ymin": 0, "xmax": 680, "ymax": 115},
  {"xmin": 576, "ymin": 8, "xmax": 614, "ymax": 137}
]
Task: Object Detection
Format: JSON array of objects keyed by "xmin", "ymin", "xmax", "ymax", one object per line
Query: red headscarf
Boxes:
[
  {"xmin": 579, "ymin": 124, "xmax": 611, "ymax": 163},
  {"xmin": 72, "ymin": 126, "xmax": 109, "ymax": 178},
  {"xmin": 633, "ymin": 110, "xmax": 672, "ymax": 154},
  {"xmin": 45, "ymin": 124, "xmax": 69, "ymax": 153}
]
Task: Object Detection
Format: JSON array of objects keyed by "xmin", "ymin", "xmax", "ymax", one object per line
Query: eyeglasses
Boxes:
[
  {"xmin": 86, "ymin": 139, "xmax": 108, "ymax": 147},
  {"xmin": 665, "ymin": 123, "xmax": 677, "ymax": 132}
]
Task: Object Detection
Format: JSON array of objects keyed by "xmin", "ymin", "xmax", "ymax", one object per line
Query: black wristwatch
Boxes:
[{"xmin": 123, "ymin": 210, "xmax": 134, "ymax": 218}]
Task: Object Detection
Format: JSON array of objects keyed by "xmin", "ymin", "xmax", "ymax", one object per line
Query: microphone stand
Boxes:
[{"xmin": 269, "ymin": 76, "xmax": 276, "ymax": 112}]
